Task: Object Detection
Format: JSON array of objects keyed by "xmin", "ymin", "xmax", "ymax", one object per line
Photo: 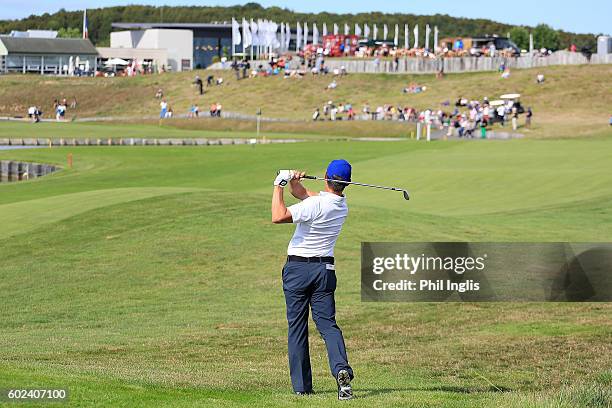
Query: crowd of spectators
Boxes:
[{"xmin": 311, "ymin": 95, "xmax": 533, "ymax": 136}]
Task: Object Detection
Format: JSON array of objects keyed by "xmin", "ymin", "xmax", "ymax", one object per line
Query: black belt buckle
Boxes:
[{"xmin": 287, "ymin": 255, "xmax": 334, "ymax": 264}]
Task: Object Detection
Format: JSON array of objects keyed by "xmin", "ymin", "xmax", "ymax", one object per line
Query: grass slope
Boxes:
[
  {"xmin": 1, "ymin": 138, "xmax": 611, "ymax": 407},
  {"xmin": 1, "ymin": 64, "xmax": 611, "ymax": 138}
]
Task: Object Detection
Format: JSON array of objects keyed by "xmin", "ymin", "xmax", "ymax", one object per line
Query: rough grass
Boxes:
[
  {"xmin": 0, "ymin": 138, "xmax": 611, "ymax": 406},
  {"xmin": 1, "ymin": 64, "xmax": 611, "ymax": 138}
]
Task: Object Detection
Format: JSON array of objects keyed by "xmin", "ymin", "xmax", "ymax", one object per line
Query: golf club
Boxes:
[{"xmin": 302, "ymin": 175, "xmax": 410, "ymax": 201}]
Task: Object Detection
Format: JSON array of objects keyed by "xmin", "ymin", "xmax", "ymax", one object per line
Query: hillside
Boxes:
[
  {"xmin": 1, "ymin": 64, "xmax": 611, "ymax": 139},
  {"xmin": 0, "ymin": 3, "xmax": 597, "ymax": 49}
]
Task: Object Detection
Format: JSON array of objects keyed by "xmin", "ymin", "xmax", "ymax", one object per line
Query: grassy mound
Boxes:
[{"xmin": 1, "ymin": 64, "xmax": 611, "ymax": 138}]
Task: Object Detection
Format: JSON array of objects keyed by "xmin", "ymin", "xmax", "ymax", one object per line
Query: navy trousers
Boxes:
[{"xmin": 282, "ymin": 260, "xmax": 353, "ymax": 393}]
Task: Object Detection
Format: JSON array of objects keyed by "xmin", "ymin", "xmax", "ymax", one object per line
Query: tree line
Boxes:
[{"xmin": 0, "ymin": 2, "xmax": 598, "ymax": 51}]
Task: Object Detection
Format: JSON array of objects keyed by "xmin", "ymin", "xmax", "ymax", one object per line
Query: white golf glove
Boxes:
[{"xmin": 274, "ymin": 170, "xmax": 293, "ymax": 187}]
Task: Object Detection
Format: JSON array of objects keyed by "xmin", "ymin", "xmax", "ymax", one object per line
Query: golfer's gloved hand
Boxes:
[
  {"xmin": 274, "ymin": 170, "xmax": 293, "ymax": 187},
  {"xmin": 291, "ymin": 171, "xmax": 306, "ymax": 182}
]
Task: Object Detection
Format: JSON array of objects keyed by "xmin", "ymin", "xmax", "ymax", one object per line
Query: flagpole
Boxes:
[{"xmin": 82, "ymin": 9, "xmax": 88, "ymax": 39}]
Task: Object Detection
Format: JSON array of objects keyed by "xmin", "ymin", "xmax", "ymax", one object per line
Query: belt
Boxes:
[{"xmin": 287, "ymin": 255, "xmax": 334, "ymax": 264}]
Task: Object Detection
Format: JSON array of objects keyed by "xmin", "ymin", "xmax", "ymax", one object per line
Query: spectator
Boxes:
[
  {"xmin": 347, "ymin": 105, "xmax": 355, "ymax": 120},
  {"xmin": 497, "ymin": 105, "xmax": 506, "ymax": 126},
  {"xmin": 70, "ymin": 96, "xmax": 78, "ymax": 109},
  {"xmin": 330, "ymin": 105, "xmax": 338, "ymax": 121},
  {"xmin": 56, "ymin": 103, "xmax": 66, "ymax": 121},
  {"xmin": 362, "ymin": 103, "xmax": 370, "ymax": 120},
  {"xmin": 242, "ymin": 60, "xmax": 250, "ymax": 79},
  {"xmin": 194, "ymin": 75, "xmax": 204, "ymax": 95},
  {"xmin": 536, "ymin": 73, "xmax": 545, "ymax": 84},
  {"xmin": 327, "ymin": 80, "xmax": 337, "ymax": 90},
  {"xmin": 160, "ymin": 98, "xmax": 168, "ymax": 119},
  {"xmin": 231, "ymin": 59, "xmax": 240, "ymax": 80},
  {"xmin": 454, "ymin": 38, "xmax": 464, "ymax": 51},
  {"xmin": 28, "ymin": 106, "xmax": 36, "ymax": 122},
  {"xmin": 512, "ymin": 106, "xmax": 518, "ymax": 130},
  {"xmin": 216, "ymin": 103, "xmax": 223, "ymax": 117},
  {"xmin": 526, "ymin": 108, "xmax": 533, "ymax": 128},
  {"xmin": 155, "ymin": 88, "xmax": 163, "ymax": 99},
  {"xmin": 210, "ymin": 103, "xmax": 217, "ymax": 117},
  {"xmin": 312, "ymin": 108, "xmax": 320, "ymax": 121}
]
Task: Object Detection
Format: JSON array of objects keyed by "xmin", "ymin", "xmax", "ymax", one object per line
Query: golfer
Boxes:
[{"xmin": 271, "ymin": 160, "xmax": 354, "ymax": 400}]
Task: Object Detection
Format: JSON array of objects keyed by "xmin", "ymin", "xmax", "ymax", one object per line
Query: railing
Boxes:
[{"xmin": 208, "ymin": 51, "xmax": 612, "ymax": 74}]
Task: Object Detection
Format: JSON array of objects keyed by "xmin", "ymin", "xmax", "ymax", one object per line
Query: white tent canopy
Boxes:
[
  {"xmin": 105, "ymin": 58, "xmax": 129, "ymax": 66},
  {"xmin": 500, "ymin": 93, "xmax": 521, "ymax": 99}
]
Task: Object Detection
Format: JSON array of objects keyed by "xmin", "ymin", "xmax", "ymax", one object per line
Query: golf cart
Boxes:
[{"xmin": 500, "ymin": 94, "xmax": 524, "ymax": 114}]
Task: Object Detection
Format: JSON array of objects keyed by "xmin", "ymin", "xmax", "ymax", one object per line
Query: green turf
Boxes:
[
  {"xmin": 0, "ymin": 137, "xmax": 611, "ymax": 407},
  {"xmin": 0, "ymin": 121, "xmax": 340, "ymax": 141}
]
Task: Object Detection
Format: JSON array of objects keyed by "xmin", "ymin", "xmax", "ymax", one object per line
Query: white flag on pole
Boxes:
[
  {"xmin": 250, "ymin": 19, "xmax": 259, "ymax": 46},
  {"xmin": 303, "ymin": 22, "xmax": 309, "ymax": 47},
  {"xmin": 259, "ymin": 19, "xmax": 268, "ymax": 47},
  {"xmin": 434, "ymin": 26, "xmax": 439, "ymax": 50},
  {"xmin": 296, "ymin": 22, "xmax": 302, "ymax": 51},
  {"xmin": 425, "ymin": 24, "xmax": 431, "ymax": 50},
  {"xmin": 333, "ymin": 23, "xmax": 339, "ymax": 35},
  {"xmin": 313, "ymin": 23, "xmax": 319, "ymax": 45},
  {"xmin": 413, "ymin": 24, "xmax": 419, "ymax": 49},
  {"xmin": 404, "ymin": 24, "xmax": 409, "ymax": 49},
  {"xmin": 323, "ymin": 22, "xmax": 328, "ymax": 37},
  {"xmin": 243, "ymin": 18, "xmax": 251, "ymax": 48},
  {"xmin": 232, "ymin": 18, "xmax": 241, "ymax": 45},
  {"xmin": 344, "ymin": 23, "xmax": 350, "ymax": 35},
  {"xmin": 373, "ymin": 24, "xmax": 378, "ymax": 40},
  {"xmin": 355, "ymin": 23, "xmax": 362, "ymax": 37},
  {"xmin": 285, "ymin": 22, "xmax": 291, "ymax": 50},
  {"xmin": 394, "ymin": 24, "xmax": 399, "ymax": 46},
  {"xmin": 364, "ymin": 24, "xmax": 370, "ymax": 39},
  {"xmin": 275, "ymin": 22, "xmax": 281, "ymax": 49},
  {"xmin": 383, "ymin": 24, "xmax": 388, "ymax": 40},
  {"xmin": 280, "ymin": 22, "xmax": 285, "ymax": 51}
]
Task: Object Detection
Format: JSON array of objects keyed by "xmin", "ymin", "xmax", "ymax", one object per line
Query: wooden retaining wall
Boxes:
[{"xmin": 0, "ymin": 160, "xmax": 58, "ymax": 182}]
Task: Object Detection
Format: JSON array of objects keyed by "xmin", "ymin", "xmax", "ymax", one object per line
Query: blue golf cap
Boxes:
[{"xmin": 326, "ymin": 159, "xmax": 352, "ymax": 182}]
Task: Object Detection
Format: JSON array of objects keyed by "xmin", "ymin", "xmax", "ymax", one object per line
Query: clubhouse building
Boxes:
[
  {"xmin": 0, "ymin": 34, "xmax": 98, "ymax": 74},
  {"xmin": 108, "ymin": 22, "xmax": 235, "ymax": 70}
]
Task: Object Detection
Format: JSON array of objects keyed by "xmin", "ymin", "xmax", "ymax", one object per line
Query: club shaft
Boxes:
[{"xmin": 304, "ymin": 175, "xmax": 404, "ymax": 192}]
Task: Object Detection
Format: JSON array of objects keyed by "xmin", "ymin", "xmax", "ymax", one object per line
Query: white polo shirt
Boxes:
[{"xmin": 287, "ymin": 192, "xmax": 348, "ymax": 257}]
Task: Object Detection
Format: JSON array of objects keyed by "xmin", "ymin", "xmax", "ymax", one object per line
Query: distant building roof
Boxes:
[
  {"xmin": 112, "ymin": 22, "xmax": 232, "ymax": 30},
  {"xmin": 0, "ymin": 37, "xmax": 98, "ymax": 55},
  {"xmin": 9, "ymin": 30, "xmax": 58, "ymax": 38}
]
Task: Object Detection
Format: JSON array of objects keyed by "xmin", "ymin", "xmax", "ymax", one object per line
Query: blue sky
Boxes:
[{"xmin": 1, "ymin": 0, "xmax": 610, "ymax": 35}]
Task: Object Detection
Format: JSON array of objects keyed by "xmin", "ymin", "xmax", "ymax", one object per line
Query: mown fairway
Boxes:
[{"xmin": 1, "ymin": 134, "xmax": 611, "ymax": 407}]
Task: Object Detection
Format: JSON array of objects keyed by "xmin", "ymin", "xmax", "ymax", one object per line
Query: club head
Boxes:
[{"xmin": 402, "ymin": 190, "xmax": 410, "ymax": 201}]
